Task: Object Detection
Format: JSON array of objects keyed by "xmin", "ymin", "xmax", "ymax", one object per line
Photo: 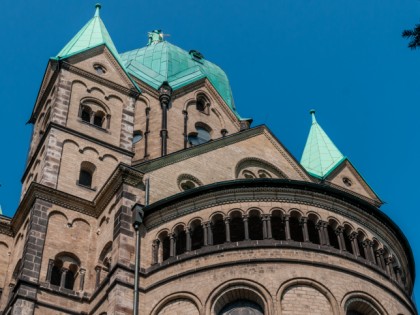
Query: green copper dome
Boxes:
[
  {"xmin": 120, "ymin": 31, "xmax": 240, "ymax": 118},
  {"xmin": 301, "ymin": 110, "xmax": 346, "ymax": 178}
]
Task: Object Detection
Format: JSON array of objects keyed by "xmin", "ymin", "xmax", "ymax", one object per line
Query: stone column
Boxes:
[
  {"xmin": 394, "ymin": 266, "xmax": 403, "ymax": 285},
  {"xmin": 301, "ymin": 217, "xmax": 309, "ymax": 242},
  {"xmin": 284, "ymin": 215, "xmax": 291, "ymax": 240},
  {"xmin": 79, "ymin": 268, "xmax": 86, "ymax": 291},
  {"xmin": 186, "ymin": 228, "xmax": 192, "ymax": 251},
  {"xmin": 60, "ymin": 269, "xmax": 68, "ymax": 288},
  {"xmin": 316, "ymin": 221, "xmax": 324, "ymax": 245},
  {"xmin": 159, "ymin": 82, "xmax": 172, "ymax": 156},
  {"xmin": 349, "ymin": 232, "xmax": 359, "ymax": 256},
  {"xmin": 225, "ymin": 218, "xmax": 231, "ymax": 242},
  {"xmin": 243, "ymin": 216, "xmax": 250, "ymax": 240},
  {"xmin": 362, "ymin": 240, "xmax": 374, "ymax": 262},
  {"xmin": 335, "ymin": 226, "xmax": 345, "ymax": 251},
  {"xmin": 385, "ymin": 256, "xmax": 394, "ymax": 278},
  {"xmin": 368, "ymin": 240, "xmax": 376, "ymax": 263},
  {"xmin": 208, "ymin": 222, "xmax": 213, "ymax": 246},
  {"xmin": 152, "ymin": 240, "xmax": 159, "ymax": 265},
  {"xmin": 322, "ymin": 222, "xmax": 330, "ymax": 246},
  {"xmin": 203, "ymin": 223, "xmax": 208, "ymax": 246},
  {"xmin": 376, "ymin": 249, "xmax": 386, "ymax": 270},
  {"xmin": 169, "ymin": 234, "xmax": 176, "ymax": 257},
  {"xmin": 262, "ymin": 216, "xmax": 268, "ymax": 239},
  {"xmin": 46, "ymin": 259, "xmax": 54, "ymax": 282},
  {"xmin": 95, "ymin": 266, "xmax": 101, "ymax": 288},
  {"xmin": 266, "ymin": 215, "xmax": 272, "ymax": 239}
]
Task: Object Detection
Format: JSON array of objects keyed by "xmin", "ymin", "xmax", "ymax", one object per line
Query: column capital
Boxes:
[
  {"xmin": 335, "ymin": 226, "xmax": 344, "ymax": 235},
  {"xmin": 376, "ymin": 248, "xmax": 384, "ymax": 256},
  {"xmin": 224, "ymin": 217, "xmax": 230, "ymax": 223},
  {"xmin": 349, "ymin": 232, "xmax": 358, "ymax": 240}
]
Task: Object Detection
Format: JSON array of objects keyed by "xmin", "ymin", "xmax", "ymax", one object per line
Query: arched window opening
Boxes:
[
  {"xmin": 230, "ymin": 212, "xmax": 245, "ymax": 242},
  {"xmin": 289, "ymin": 214, "xmax": 303, "ymax": 242},
  {"xmin": 93, "ymin": 111, "xmax": 105, "ymax": 128},
  {"xmin": 97, "ymin": 242, "xmax": 112, "ymax": 286},
  {"xmin": 346, "ymin": 298, "xmax": 381, "ymax": 315},
  {"xmin": 64, "ymin": 265, "xmax": 77, "ymax": 290},
  {"xmin": 50, "ymin": 260, "xmax": 62, "ymax": 286},
  {"xmin": 47, "ymin": 253, "xmax": 81, "ymax": 291},
  {"xmin": 188, "ymin": 123, "xmax": 212, "ymax": 146},
  {"xmin": 160, "ymin": 233, "xmax": 171, "ymax": 261},
  {"xmin": 307, "ymin": 215, "xmax": 320, "ymax": 244},
  {"xmin": 219, "ymin": 300, "xmax": 264, "ymax": 315},
  {"xmin": 78, "ymin": 161, "xmax": 96, "ymax": 189},
  {"xmin": 327, "ymin": 223, "xmax": 340, "ymax": 250},
  {"xmin": 93, "ymin": 64, "xmax": 107, "ymax": 75},
  {"xmin": 214, "ymin": 288, "xmax": 266, "ymax": 315},
  {"xmin": 79, "ymin": 99, "xmax": 109, "ymax": 129},
  {"xmin": 81, "ymin": 106, "xmax": 91, "ymax": 123},
  {"xmin": 257, "ymin": 169, "xmax": 271, "ymax": 178},
  {"xmin": 271, "ymin": 211, "xmax": 285, "ymax": 241},
  {"xmin": 212, "ymin": 214, "xmax": 226, "ymax": 245},
  {"xmin": 242, "ymin": 170, "xmax": 256, "ymax": 179},
  {"xmin": 133, "ymin": 130, "xmax": 143, "ymax": 144},
  {"xmin": 196, "ymin": 98, "xmax": 206, "ymax": 112},
  {"xmin": 248, "ymin": 210, "xmax": 263, "ymax": 240},
  {"xmin": 177, "ymin": 174, "xmax": 202, "ymax": 191},
  {"xmin": 79, "ymin": 170, "xmax": 92, "ymax": 187},
  {"xmin": 191, "ymin": 221, "xmax": 204, "ymax": 250},
  {"xmin": 180, "ymin": 180, "xmax": 196, "ymax": 190},
  {"xmin": 175, "ymin": 226, "xmax": 187, "ymax": 256},
  {"xmin": 196, "ymin": 94, "xmax": 210, "ymax": 114}
]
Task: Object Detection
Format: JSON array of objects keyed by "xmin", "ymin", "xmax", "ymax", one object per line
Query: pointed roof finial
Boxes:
[
  {"xmin": 310, "ymin": 109, "xmax": 317, "ymax": 124},
  {"xmin": 95, "ymin": 3, "xmax": 102, "ymax": 17}
]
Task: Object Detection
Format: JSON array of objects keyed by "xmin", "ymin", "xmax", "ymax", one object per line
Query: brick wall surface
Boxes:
[
  {"xmin": 281, "ymin": 285, "xmax": 333, "ymax": 315},
  {"xmin": 157, "ymin": 298, "xmax": 199, "ymax": 315}
]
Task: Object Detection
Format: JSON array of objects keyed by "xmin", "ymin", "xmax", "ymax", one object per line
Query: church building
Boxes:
[{"xmin": 0, "ymin": 4, "xmax": 416, "ymax": 315}]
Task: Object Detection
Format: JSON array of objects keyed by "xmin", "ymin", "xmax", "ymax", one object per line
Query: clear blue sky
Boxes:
[{"xmin": 1, "ymin": 0, "xmax": 419, "ymax": 305}]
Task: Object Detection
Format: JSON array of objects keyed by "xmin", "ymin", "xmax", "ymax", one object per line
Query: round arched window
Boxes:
[
  {"xmin": 219, "ymin": 300, "xmax": 263, "ymax": 315},
  {"xmin": 180, "ymin": 180, "xmax": 196, "ymax": 191},
  {"xmin": 133, "ymin": 130, "xmax": 143, "ymax": 144},
  {"xmin": 188, "ymin": 126, "xmax": 211, "ymax": 146}
]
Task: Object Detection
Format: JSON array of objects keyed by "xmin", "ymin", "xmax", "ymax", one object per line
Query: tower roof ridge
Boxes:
[{"xmin": 301, "ymin": 110, "xmax": 345, "ymax": 178}]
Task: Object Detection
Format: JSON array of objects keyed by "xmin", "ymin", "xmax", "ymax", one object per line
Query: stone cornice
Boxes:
[
  {"xmin": 11, "ymin": 164, "xmax": 144, "ymax": 235},
  {"xmin": 0, "ymin": 216, "xmax": 13, "ymax": 236},
  {"xmin": 133, "ymin": 126, "xmax": 266, "ymax": 172}
]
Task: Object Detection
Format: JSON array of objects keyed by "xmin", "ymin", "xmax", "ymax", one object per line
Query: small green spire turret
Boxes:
[
  {"xmin": 301, "ymin": 110, "xmax": 345, "ymax": 179},
  {"xmin": 56, "ymin": 3, "xmax": 118, "ymax": 59},
  {"xmin": 0, "ymin": 204, "xmax": 3, "ymax": 216}
]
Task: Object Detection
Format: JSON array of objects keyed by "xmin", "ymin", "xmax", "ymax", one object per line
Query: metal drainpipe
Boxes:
[{"xmin": 132, "ymin": 179, "xmax": 149, "ymax": 315}]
